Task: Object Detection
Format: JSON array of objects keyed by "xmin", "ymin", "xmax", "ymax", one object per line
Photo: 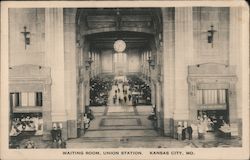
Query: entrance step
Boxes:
[
  {"xmin": 83, "ymin": 129, "xmax": 158, "ymax": 138},
  {"xmin": 89, "ymin": 126, "xmax": 154, "ymax": 130},
  {"xmin": 78, "ymin": 136, "xmax": 166, "ymax": 142}
]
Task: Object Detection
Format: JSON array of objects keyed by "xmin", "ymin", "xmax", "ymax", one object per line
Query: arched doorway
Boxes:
[{"xmin": 75, "ymin": 8, "xmax": 164, "ymax": 138}]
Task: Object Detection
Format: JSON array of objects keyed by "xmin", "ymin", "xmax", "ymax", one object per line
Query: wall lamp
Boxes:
[
  {"xmin": 147, "ymin": 56, "xmax": 156, "ymax": 70},
  {"xmin": 85, "ymin": 57, "xmax": 93, "ymax": 70},
  {"xmin": 207, "ymin": 25, "xmax": 217, "ymax": 48},
  {"xmin": 21, "ymin": 26, "xmax": 30, "ymax": 49}
]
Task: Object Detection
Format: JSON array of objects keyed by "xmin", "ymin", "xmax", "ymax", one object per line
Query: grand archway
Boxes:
[{"xmin": 73, "ymin": 8, "xmax": 165, "ymax": 139}]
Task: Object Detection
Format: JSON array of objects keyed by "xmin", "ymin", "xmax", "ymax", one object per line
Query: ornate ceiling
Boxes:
[{"xmin": 76, "ymin": 8, "xmax": 162, "ymax": 50}]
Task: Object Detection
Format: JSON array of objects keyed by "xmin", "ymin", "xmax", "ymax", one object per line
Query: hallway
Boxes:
[
  {"xmin": 67, "ymin": 77, "xmax": 162, "ymax": 148},
  {"xmin": 85, "ymin": 76, "xmax": 158, "ymax": 138}
]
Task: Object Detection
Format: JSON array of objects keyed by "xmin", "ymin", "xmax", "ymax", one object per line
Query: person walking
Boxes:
[
  {"xmin": 187, "ymin": 124, "xmax": 193, "ymax": 140},
  {"xmin": 118, "ymin": 97, "xmax": 122, "ymax": 104},
  {"xmin": 124, "ymin": 96, "xmax": 127, "ymax": 103},
  {"xmin": 128, "ymin": 94, "xmax": 132, "ymax": 101},
  {"xmin": 113, "ymin": 95, "xmax": 117, "ymax": 104},
  {"xmin": 182, "ymin": 125, "xmax": 186, "ymax": 140}
]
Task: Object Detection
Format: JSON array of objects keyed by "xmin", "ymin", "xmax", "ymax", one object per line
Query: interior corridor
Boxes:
[{"xmin": 83, "ymin": 76, "xmax": 158, "ymax": 138}]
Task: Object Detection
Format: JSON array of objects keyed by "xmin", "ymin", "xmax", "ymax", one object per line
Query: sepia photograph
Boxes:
[{"xmin": 1, "ymin": 0, "xmax": 249, "ymax": 160}]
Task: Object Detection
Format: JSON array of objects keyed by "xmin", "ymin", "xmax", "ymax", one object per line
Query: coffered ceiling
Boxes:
[
  {"xmin": 86, "ymin": 31, "xmax": 153, "ymax": 50},
  {"xmin": 77, "ymin": 8, "xmax": 161, "ymax": 50}
]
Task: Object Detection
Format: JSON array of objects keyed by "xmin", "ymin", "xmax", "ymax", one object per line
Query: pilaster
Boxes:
[
  {"xmin": 162, "ymin": 8, "xmax": 175, "ymax": 136},
  {"xmin": 45, "ymin": 8, "xmax": 68, "ymax": 139},
  {"xmin": 64, "ymin": 9, "xmax": 77, "ymax": 138},
  {"xmin": 174, "ymin": 7, "xmax": 193, "ymax": 121},
  {"xmin": 229, "ymin": 7, "xmax": 242, "ymax": 122}
]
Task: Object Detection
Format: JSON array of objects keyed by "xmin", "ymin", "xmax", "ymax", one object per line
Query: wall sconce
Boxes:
[
  {"xmin": 147, "ymin": 56, "xmax": 156, "ymax": 70},
  {"xmin": 207, "ymin": 25, "xmax": 217, "ymax": 48},
  {"xmin": 21, "ymin": 26, "xmax": 30, "ymax": 49},
  {"xmin": 85, "ymin": 57, "xmax": 93, "ymax": 70}
]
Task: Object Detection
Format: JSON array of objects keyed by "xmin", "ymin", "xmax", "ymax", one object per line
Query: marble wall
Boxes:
[
  {"xmin": 193, "ymin": 7, "xmax": 229, "ymax": 64},
  {"xmin": 100, "ymin": 49, "xmax": 113, "ymax": 73},
  {"xmin": 9, "ymin": 9, "xmax": 45, "ymax": 66},
  {"xmin": 101, "ymin": 48, "xmax": 141, "ymax": 74},
  {"xmin": 127, "ymin": 49, "xmax": 140, "ymax": 73}
]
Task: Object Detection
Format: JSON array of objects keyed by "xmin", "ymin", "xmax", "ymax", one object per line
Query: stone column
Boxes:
[
  {"xmin": 162, "ymin": 8, "xmax": 175, "ymax": 137},
  {"xmin": 82, "ymin": 42, "xmax": 90, "ymax": 112},
  {"xmin": 173, "ymin": 7, "xmax": 193, "ymax": 122},
  {"xmin": 85, "ymin": 65, "xmax": 90, "ymax": 108},
  {"xmin": 42, "ymin": 80, "xmax": 52, "ymax": 140},
  {"xmin": 156, "ymin": 81, "xmax": 163, "ymax": 133},
  {"xmin": 45, "ymin": 8, "xmax": 68, "ymax": 140},
  {"xmin": 78, "ymin": 67, "xmax": 85, "ymax": 115},
  {"xmin": 64, "ymin": 9, "xmax": 77, "ymax": 138},
  {"xmin": 187, "ymin": 78, "xmax": 198, "ymax": 123},
  {"xmin": 151, "ymin": 83, "xmax": 156, "ymax": 108},
  {"xmin": 85, "ymin": 81, "xmax": 90, "ymax": 107},
  {"xmin": 229, "ymin": 7, "xmax": 243, "ymax": 136}
]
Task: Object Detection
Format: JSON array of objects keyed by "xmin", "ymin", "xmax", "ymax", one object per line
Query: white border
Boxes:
[{"xmin": 1, "ymin": 1, "xmax": 249, "ymax": 160}]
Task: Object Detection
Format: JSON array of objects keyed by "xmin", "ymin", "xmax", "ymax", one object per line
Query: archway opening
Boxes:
[{"xmin": 76, "ymin": 8, "xmax": 163, "ymax": 139}]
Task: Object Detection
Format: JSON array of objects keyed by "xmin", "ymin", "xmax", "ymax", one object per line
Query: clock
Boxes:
[{"xmin": 113, "ymin": 40, "xmax": 126, "ymax": 52}]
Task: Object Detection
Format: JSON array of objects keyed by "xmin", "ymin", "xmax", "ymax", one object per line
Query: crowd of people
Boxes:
[
  {"xmin": 176, "ymin": 112, "xmax": 230, "ymax": 141},
  {"xmin": 9, "ymin": 113, "xmax": 43, "ymax": 148},
  {"xmin": 112, "ymin": 79, "xmax": 132, "ymax": 105},
  {"xmin": 89, "ymin": 75, "xmax": 152, "ymax": 106},
  {"xmin": 89, "ymin": 75, "xmax": 113, "ymax": 106},
  {"xmin": 126, "ymin": 75, "xmax": 151, "ymax": 105},
  {"xmin": 9, "ymin": 114, "xmax": 43, "ymax": 137},
  {"xmin": 110, "ymin": 75, "xmax": 152, "ymax": 106}
]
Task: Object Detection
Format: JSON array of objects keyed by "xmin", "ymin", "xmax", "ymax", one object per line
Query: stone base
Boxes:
[
  {"xmin": 67, "ymin": 120, "xmax": 77, "ymax": 138},
  {"xmin": 163, "ymin": 118, "xmax": 174, "ymax": 137},
  {"xmin": 156, "ymin": 111, "xmax": 164, "ymax": 136},
  {"xmin": 230, "ymin": 118, "xmax": 242, "ymax": 138},
  {"xmin": 42, "ymin": 110, "xmax": 52, "ymax": 140},
  {"xmin": 42, "ymin": 120, "xmax": 52, "ymax": 140}
]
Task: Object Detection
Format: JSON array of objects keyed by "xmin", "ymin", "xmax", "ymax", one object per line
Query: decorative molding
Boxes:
[
  {"xmin": 9, "ymin": 64, "xmax": 51, "ymax": 78},
  {"xmin": 188, "ymin": 76, "xmax": 237, "ymax": 84},
  {"xmin": 9, "ymin": 65, "xmax": 52, "ymax": 85},
  {"xmin": 188, "ymin": 63, "xmax": 236, "ymax": 76}
]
